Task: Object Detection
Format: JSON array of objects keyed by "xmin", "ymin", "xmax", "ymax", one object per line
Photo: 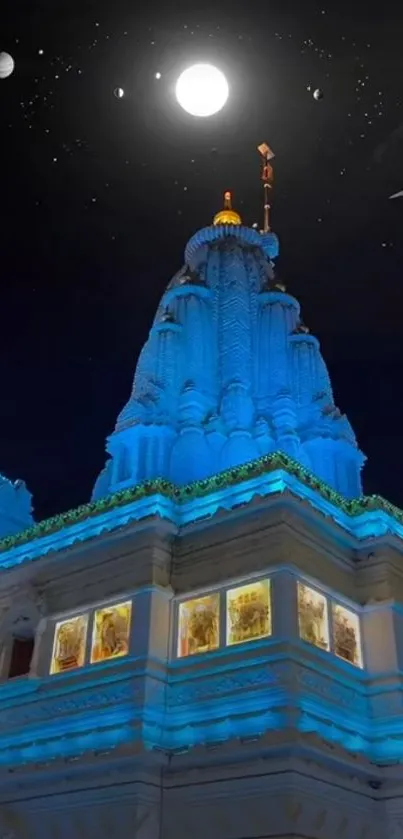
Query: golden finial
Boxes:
[
  {"xmin": 257, "ymin": 142, "xmax": 275, "ymax": 232},
  {"xmin": 213, "ymin": 190, "xmax": 242, "ymax": 226}
]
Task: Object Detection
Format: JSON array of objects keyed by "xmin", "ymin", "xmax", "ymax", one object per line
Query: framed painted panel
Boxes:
[
  {"xmin": 50, "ymin": 614, "xmax": 88, "ymax": 674},
  {"xmin": 90, "ymin": 600, "xmax": 132, "ymax": 664},
  {"xmin": 332, "ymin": 603, "xmax": 362, "ymax": 667},
  {"xmin": 177, "ymin": 593, "xmax": 220, "ymax": 657},
  {"xmin": 298, "ymin": 583, "xmax": 330, "ymax": 651},
  {"xmin": 226, "ymin": 579, "xmax": 271, "ymax": 646}
]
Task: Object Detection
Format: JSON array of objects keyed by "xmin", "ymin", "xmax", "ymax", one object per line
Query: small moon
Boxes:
[
  {"xmin": 155, "ymin": 72, "xmax": 161, "ymax": 79},
  {"xmin": 175, "ymin": 63, "xmax": 229, "ymax": 117},
  {"xmin": 114, "ymin": 87, "xmax": 124, "ymax": 99},
  {"xmin": 0, "ymin": 51, "xmax": 15, "ymax": 79},
  {"xmin": 313, "ymin": 88, "xmax": 323, "ymax": 100}
]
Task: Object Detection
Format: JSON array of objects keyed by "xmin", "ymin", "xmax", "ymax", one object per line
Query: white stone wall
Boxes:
[{"xmin": 0, "ymin": 497, "xmax": 402, "ymax": 837}]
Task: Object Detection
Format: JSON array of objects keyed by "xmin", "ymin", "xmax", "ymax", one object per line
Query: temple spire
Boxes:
[
  {"xmin": 257, "ymin": 142, "xmax": 275, "ymax": 233},
  {"xmin": 92, "ymin": 147, "xmax": 365, "ymax": 503}
]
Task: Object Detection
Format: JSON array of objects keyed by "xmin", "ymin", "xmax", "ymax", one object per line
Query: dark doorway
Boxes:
[{"xmin": 8, "ymin": 636, "xmax": 35, "ymax": 679}]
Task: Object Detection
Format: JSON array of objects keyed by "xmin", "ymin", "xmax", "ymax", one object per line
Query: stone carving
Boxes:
[
  {"xmin": 168, "ymin": 662, "xmax": 279, "ymax": 706},
  {"xmin": 226, "ymin": 579, "xmax": 271, "ymax": 645},
  {"xmin": 0, "ymin": 676, "xmax": 160, "ymax": 729},
  {"xmin": 93, "ymin": 217, "xmax": 364, "ymax": 500},
  {"xmin": 0, "ymin": 585, "xmax": 46, "ymax": 632},
  {"xmin": 296, "ymin": 666, "xmax": 366, "ymax": 712},
  {"xmin": 90, "ymin": 601, "xmax": 132, "ymax": 664},
  {"xmin": 177, "ymin": 594, "xmax": 219, "ymax": 657},
  {"xmin": 332, "ymin": 603, "xmax": 362, "ymax": 667},
  {"xmin": 0, "ymin": 474, "xmax": 33, "ymax": 540},
  {"xmin": 50, "ymin": 614, "xmax": 88, "ymax": 674},
  {"xmin": 298, "ymin": 582, "xmax": 329, "ymax": 650}
]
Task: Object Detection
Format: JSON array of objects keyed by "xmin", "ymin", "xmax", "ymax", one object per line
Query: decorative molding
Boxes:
[
  {"xmin": 0, "ymin": 653, "xmax": 399, "ymax": 760},
  {"xmin": 0, "ymin": 454, "xmax": 403, "ymax": 572},
  {"xmin": 167, "ymin": 662, "xmax": 282, "ymax": 706},
  {"xmin": 0, "ymin": 678, "xmax": 138, "ymax": 727},
  {"xmin": 295, "ymin": 666, "xmax": 367, "ymax": 713}
]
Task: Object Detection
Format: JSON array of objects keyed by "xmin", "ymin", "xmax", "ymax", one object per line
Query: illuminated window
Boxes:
[
  {"xmin": 226, "ymin": 579, "xmax": 271, "ymax": 646},
  {"xmin": 332, "ymin": 603, "xmax": 362, "ymax": 667},
  {"xmin": 50, "ymin": 614, "xmax": 88, "ymax": 674},
  {"xmin": 90, "ymin": 601, "xmax": 132, "ymax": 664},
  {"xmin": 298, "ymin": 583, "xmax": 329, "ymax": 651},
  {"xmin": 177, "ymin": 594, "xmax": 220, "ymax": 658}
]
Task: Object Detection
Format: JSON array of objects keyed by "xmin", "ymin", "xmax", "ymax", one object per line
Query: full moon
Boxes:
[
  {"xmin": 175, "ymin": 64, "xmax": 229, "ymax": 117},
  {"xmin": 0, "ymin": 51, "xmax": 14, "ymax": 79}
]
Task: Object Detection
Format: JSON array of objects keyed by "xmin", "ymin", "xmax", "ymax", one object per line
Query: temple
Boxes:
[
  {"xmin": 0, "ymin": 147, "xmax": 402, "ymax": 839},
  {"xmin": 93, "ymin": 185, "xmax": 364, "ymax": 501}
]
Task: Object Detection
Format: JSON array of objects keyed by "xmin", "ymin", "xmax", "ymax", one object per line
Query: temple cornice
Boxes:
[{"xmin": 184, "ymin": 224, "xmax": 279, "ymax": 266}]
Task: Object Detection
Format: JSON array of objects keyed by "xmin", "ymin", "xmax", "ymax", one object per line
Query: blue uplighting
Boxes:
[{"xmin": 92, "ymin": 219, "xmax": 365, "ymax": 503}]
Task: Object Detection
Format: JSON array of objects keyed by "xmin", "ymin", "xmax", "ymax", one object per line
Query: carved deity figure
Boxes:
[
  {"xmin": 228, "ymin": 582, "xmax": 270, "ymax": 644},
  {"xmin": 188, "ymin": 605, "xmax": 217, "ymax": 650},
  {"xmin": 91, "ymin": 602, "xmax": 131, "ymax": 663},
  {"xmin": 178, "ymin": 595, "xmax": 219, "ymax": 657},
  {"xmin": 52, "ymin": 616, "xmax": 87, "ymax": 673},
  {"xmin": 298, "ymin": 584, "xmax": 329, "ymax": 650},
  {"xmin": 333, "ymin": 607, "xmax": 359, "ymax": 665},
  {"xmin": 99, "ymin": 611, "xmax": 123, "ymax": 657}
]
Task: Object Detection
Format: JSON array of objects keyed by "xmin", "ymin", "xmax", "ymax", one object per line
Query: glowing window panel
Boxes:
[
  {"xmin": 226, "ymin": 579, "xmax": 271, "ymax": 646},
  {"xmin": 177, "ymin": 593, "xmax": 219, "ymax": 658},
  {"xmin": 332, "ymin": 603, "xmax": 363, "ymax": 667},
  {"xmin": 50, "ymin": 614, "xmax": 88, "ymax": 674},
  {"xmin": 90, "ymin": 600, "xmax": 132, "ymax": 664},
  {"xmin": 298, "ymin": 583, "xmax": 330, "ymax": 651}
]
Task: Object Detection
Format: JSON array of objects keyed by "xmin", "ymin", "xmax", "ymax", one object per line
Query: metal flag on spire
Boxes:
[{"xmin": 257, "ymin": 142, "xmax": 275, "ymax": 233}]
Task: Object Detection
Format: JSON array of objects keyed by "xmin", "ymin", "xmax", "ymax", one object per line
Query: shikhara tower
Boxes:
[
  {"xmin": 93, "ymin": 179, "xmax": 364, "ymax": 501},
  {"xmin": 0, "ymin": 148, "xmax": 403, "ymax": 839}
]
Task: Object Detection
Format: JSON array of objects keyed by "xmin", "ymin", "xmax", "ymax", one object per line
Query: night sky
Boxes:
[{"xmin": 1, "ymin": 0, "xmax": 403, "ymax": 521}]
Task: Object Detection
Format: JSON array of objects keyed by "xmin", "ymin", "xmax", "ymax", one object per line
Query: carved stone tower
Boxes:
[{"xmin": 93, "ymin": 185, "xmax": 364, "ymax": 501}]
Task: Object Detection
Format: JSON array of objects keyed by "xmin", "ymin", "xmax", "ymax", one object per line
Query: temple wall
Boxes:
[
  {"xmin": 0, "ymin": 496, "xmax": 401, "ymax": 837},
  {"xmin": 0, "ymin": 755, "xmax": 386, "ymax": 839}
]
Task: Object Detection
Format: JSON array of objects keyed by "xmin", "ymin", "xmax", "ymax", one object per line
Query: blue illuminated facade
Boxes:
[
  {"xmin": 93, "ymin": 208, "xmax": 365, "ymax": 501},
  {"xmin": 0, "ymin": 473, "xmax": 33, "ymax": 538},
  {"xmin": 0, "ymin": 193, "xmax": 401, "ymax": 839}
]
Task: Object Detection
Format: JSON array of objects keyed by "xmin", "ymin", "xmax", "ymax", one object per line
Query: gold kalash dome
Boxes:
[{"xmin": 213, "ymin": 191, "xmax": 242, "ymax": 226}]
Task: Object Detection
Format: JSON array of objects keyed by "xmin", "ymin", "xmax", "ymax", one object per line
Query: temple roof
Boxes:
[
  {"xmin": 0, "ymin": 473, "xmax": 34, "ymax": 538},
  {"xmin": 92, "ymin": 187, "xmax": 364, "ymax": 502},
  {"xmin": 0, "ymin": 452, "xmax": 400, "ymax": 569}
]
